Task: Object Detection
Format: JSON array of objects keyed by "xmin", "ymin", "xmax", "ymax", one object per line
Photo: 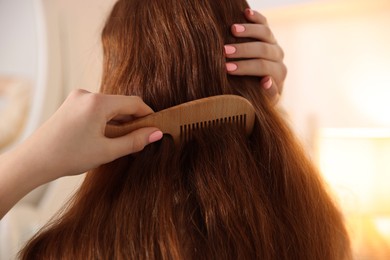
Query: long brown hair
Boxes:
[{"xmin": 20, "ymin": 0, "xmax": 351, "ymax": 259}]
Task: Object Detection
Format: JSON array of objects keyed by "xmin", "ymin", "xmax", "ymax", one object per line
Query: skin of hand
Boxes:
[
  {"xmin": 225, "ymin": 8, "xmax": 287, "ymax": 102},
  {"xmin": 0, "ymin": 89, "xmax": 163, "ymax": 219}
]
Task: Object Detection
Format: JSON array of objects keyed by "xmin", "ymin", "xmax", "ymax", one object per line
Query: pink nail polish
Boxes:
[
  {"xmin": 149, "ymin": 131, "xmax": 163, "ymax": 143},
  {"xmin": 263, "ymin": 78, "xmax": 273, "ymax": 90},
  {"xmin": 246, "ymin": 8, "xmax": 254, "ymax": 16},
  {"xmin": 224, "ymin": 45, "xmax": 236, "ymax": 55},
  {"xmin": 233, "ymin": 24, "xmax": 245, "ymax": 33},
  {"xmin": 226, "ymin": 63, "xmax": 238, "ymax": 72}
]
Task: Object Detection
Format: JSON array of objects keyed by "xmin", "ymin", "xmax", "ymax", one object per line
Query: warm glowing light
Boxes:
[
  {"xmin": 341, "ymin": 56, "xmax": 390, "ymax": 125},
  {"xmin": 318, "ymin": 128, "xmax": 390, "ymax": 215},
  {"xmin": 375, "ymin": 218, "xmax": 390, "ymax": 242},
  {"xmin": 318, "ymin": 128, "xmax": 390, "ymax": 258}
]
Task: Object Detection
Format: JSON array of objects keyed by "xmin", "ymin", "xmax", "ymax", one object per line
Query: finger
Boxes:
[
  {"xmin": 244, "ymin": 8, "xmax": 268, "ymax": 25},
  {"xmin": 261, "ymin": 76, "xmax": 280, "ymax": 98},
  {"xmin": 107, "ymin": 128, "xmax": 163, "ymax": 159},
  {"xmin": 270, "ymin": 77, "xmax": 284, "ymax": 95},
  {"xmin": 102, "ymin": 95, "xmax": 154, "ymax": 121},
  {"xmin": 224, "ymin": 42, "xmax": 284, "ymax": 61},
  {"xmin": 231, "ymin": 23, "xmax": 276, "ymax": 44},
  {"xmin": 109, "ymin": 114, "xmax": 135, "ymax": 124},
  {"xmin": 226, "ymin": 59, "xmax": 285, "ymax": 80},
  {"xmin": 226, "ymin": 59, "xmax": 287, "ymax": 92}
]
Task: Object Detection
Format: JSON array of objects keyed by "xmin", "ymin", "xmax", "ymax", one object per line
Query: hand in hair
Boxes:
[
  {"xmin": 0, "ymin": 89, "xmax": 162, "ymax": 219},
  {"xmin": 224, "ymin": 8, "xmax": 287, "ymax": 102}
]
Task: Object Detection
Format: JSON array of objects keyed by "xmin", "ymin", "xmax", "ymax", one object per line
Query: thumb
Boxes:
[{"xmin": 109, "ymin": 127, "xmax": 163, "ymax": 158}]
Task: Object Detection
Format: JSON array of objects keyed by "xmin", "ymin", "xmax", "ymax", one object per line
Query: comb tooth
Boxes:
[
  {"xmin": 186, "ymin": 124, "xmax": 188, "ymax": 141},
  {"xmin": 182, "ymin": 125, "xmax": 185, "ymax": 143},
  {"xmin": 188, "ymin": 125, "xmax": 190, "ymax": 142},
  {"xmin": 186, "ymin": 124, "xmax": 189, "ymax": 141},
  {"xmin": 244, "ymin": 114, "xmax": 247, "ymax": 131},
  {"xmin": 188, "ymin": 124, "xmax": 191, "ymax": 142},
  {"xmin": 189, "ymin": 124, "xmax": 192, "ymax": 142},
  {"xmin": 184, "ymin": 124, "xmax": 188, "ymax": 143},
  {"xmin": 180, "ymin": 125, "xmax": 183, "ymax": 143},
  {"xmin": 179, "ymin": 114, "xmax": 251, "ymax": 144},
  {"xmin": 188, "ymin": 124, "xmax": 192, "ymax": 142}
]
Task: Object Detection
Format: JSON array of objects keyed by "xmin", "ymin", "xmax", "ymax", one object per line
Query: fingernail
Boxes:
[
  {"xmin": 148, "ymin": 131, "xmax": 163, "ymax": 143},
  {"xmin": 226, "ymin": 63, "xmax": 238, "ymax": 72},
  {"xmin": 224, "ymin": 45, "xmax": 236, "ymax": 55},
  {"xmin": 263, "ymin": 77, "xmax": 273, "ymax": 90},
  {"xmin": 246, "ymin": 8, "xmax": 254, "ymax": 16},
  {"xmin": 233, "ymin": 24, "xmax": 245, "ymax": 33}
]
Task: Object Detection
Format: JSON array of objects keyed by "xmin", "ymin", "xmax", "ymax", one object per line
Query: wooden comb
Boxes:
[{"xmin": 105, "ymin": 95, "xmax": 255, "ymax": 145}]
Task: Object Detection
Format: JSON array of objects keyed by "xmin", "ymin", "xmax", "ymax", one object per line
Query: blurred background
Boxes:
[{"xmin": 0, "ymin": 0, "xmax": 389, "ymax": 259}]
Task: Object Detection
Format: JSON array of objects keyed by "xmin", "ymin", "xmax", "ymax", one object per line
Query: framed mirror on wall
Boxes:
[
  {"xmin": 0, "ymin": 0, "xmax": 63, "ymax": 259},
  {"xmin": 0, "ymin": 0, "xmax": 63, "ymax": 153}
]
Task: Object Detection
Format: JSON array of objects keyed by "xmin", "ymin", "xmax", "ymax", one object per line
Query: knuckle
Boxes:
[
  {"xmin": 263, "ymin": 27, "xmax": 273, "ymax": 41},
  {"xmin": 130, "ymin": 135, "xmax": 146, "ymax": 153},
  {"xmin": 260, "ymin": 43, "xmax": 272, "ymax": 58},
  {"xmin": 256, "ymin": 12, "xmax": 268, "ymax": 25},
  {"xmin": 261, "ymin": 16, "xmax": 268, "ymax": 25},
  {"xmin": 281, "ymin": 63, "xmax": 288, "ymax": 79},
  {"xmin": 278, "ymin": 46, "xmax": 285, "ymax": 60},
  {"xmin": 130, "ymin": 95, "xmax": 143, "ymax": 104},
  {"xmin": 68, "ymin": 89, "xmax": 86, "ymax": 99},
  {"xmin": 257, "ymin": 59, "xmax": 268, "ymax": 70},
  {"xmin": 83, "ymin": 93, "xmax": 104, "ymax": 114}
]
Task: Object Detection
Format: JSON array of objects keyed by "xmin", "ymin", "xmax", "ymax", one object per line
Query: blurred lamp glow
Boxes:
[{"xmin": 318, "ymin": 128, "xmax": 390, "ymax": 215}]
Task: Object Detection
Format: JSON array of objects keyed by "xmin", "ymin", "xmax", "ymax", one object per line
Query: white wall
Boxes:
[
  {"xmin": 248, "ymin": 0, "xmax": 322, "ymax": 10},
  {"xmin": 0, "ymin": 0, "xmax": 37, "ymax": 81},
  {"xmin": 54, "ymin": 0, "xmax": 116, "ymax": 94}
]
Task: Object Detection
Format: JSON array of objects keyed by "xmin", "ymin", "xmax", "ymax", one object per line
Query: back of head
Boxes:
[{"xmin": 20, "ymin": 0, "xmax": 351, "ymax": 259}]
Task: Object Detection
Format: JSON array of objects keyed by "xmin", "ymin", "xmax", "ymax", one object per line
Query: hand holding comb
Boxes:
[{"xmin": 105, "ymin": 95, "xmax": 255, "ymax": 145}]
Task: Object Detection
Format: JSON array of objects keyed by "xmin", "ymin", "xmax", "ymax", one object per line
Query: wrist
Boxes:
[{"xmin": 0, "ymin": 143, "xmax": 59, "ymax": 218}]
